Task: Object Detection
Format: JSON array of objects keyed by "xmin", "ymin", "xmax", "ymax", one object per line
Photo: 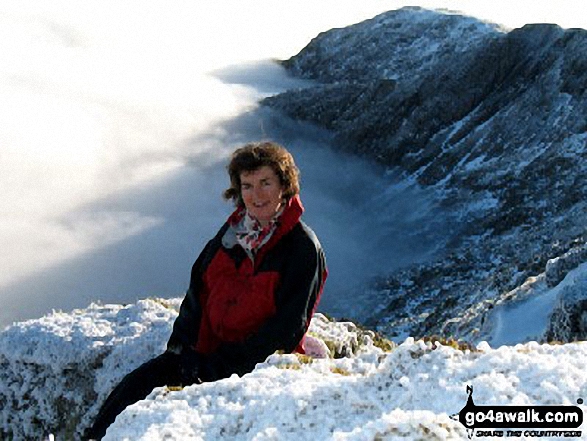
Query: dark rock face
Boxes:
[
  {"xmin": 544, "ymin": 280, "xmax": 587, "ymax": 342},
  {"xmin": 542, "ymin": 244, "xmax": 587, "ymax": 342},
  {"xmin": 263, "ymin": 7, "xmax": 587, "ymax": 342}
]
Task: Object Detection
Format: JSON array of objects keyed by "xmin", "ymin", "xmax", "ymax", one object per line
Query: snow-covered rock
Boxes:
[
  {"xmin": 263, "ymin": 7, "xmax": 587, "ymax": 343},
  {"xmin": 1, "ymin": 299, "xmax": 585, "ymax": 440},
  {"xmin": 106, "ymin": 337, "xmax": 587, "ymax": 440},
  {"xmin": 544, "ymin": 267, "xmax": 587, "ymax": 342},
  {"xmin": 0, "ymin": 300, "xmax": 387, "ymax": 440},
  {"xmin": 281, "ymin": 6, "xmax": 502, "ymax": 84},
  {"xmin": 546, "ymin": 244, "xmax": 587, "ymax": 288},
  {"xmin": 0, "ymin": 298, "xmax": 180, "ymax": 440}
]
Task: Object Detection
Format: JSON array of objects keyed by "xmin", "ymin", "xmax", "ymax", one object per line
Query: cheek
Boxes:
[{"xmin": 241, "ymin": 190, "xmax": 252, "ymax": 204}]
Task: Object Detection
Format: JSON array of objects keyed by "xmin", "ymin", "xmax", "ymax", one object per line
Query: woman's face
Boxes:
[{"xmin": 240, "ymin": 165, "xmax": 284, "ymax": 226}]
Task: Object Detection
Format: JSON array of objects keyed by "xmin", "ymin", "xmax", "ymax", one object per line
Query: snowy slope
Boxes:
[
  {"xmin": 264, "ymin": 7, "xmax": 587, "ymax": 343},
  {"xmin": 1, "ymin": 299, "xmax": 585, "ymax": 440},
  {"xmin": 482, "ymin": 259, "xmax": 587, "ymax": 346},
  {"xmin": 107, "ymin": 338, "xmax": 587, "ymax": 440},
  {"xmin": 282, "ymin": 6, "xmax": 503, "ymax": 83}
]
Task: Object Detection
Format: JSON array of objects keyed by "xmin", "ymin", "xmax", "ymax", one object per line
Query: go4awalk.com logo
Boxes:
[{"xmin": 451, "ymin": 386, "xmax": 584, "ymax": 438}]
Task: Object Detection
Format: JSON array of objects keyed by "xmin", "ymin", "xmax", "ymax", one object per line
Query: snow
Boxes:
[
  {"xmin": 487, "ymin": 276, "xmax": 558, "ymax": 347},
  {"xmin": 487, "ymin": 261, "xmax": 587, "ymax": 347},
  {"xmin": 285, "ymin": 6, "xmax": 502, "ymax": 84},
  {"xmin": 106, "ymin": 336, "xmax": 587, "ymax": 440},
  {"xmin": 0, "ymin": 299, "xmax": 180, "ymax": 439},
  {"xmin": 2, "ymin": 3, "xmax": 587, "ymax": 439},
  {"xmin": 1, "ymin": 300, "xmax": 586, "ymax": 440}
]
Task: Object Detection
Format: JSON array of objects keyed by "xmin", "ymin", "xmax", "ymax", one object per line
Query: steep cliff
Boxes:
[{"xmin": 263, "ymin": 7, "xmax": 587, "ymax": 341}]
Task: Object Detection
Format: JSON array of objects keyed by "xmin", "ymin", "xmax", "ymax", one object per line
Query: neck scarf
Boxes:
[{"xmin": 234, "ymin": 207, "xmax": 284, "ymax": 255}]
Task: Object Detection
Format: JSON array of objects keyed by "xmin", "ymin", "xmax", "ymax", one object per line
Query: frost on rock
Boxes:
[
  {"xmin": 306, "ymin": 313, "xmax": 394, "ymax": 358},
  {"xmin": 0, "ymin": 304, "xmax": 386, "ymax": 440},
  {"xmin": 106, "ymin": 337, "xmax": 587, "ymax": 441},
  {"xmin": 1, "ymin": 301, "xmax": 586, "ymax": 440},
  {"xmin": 265, "ymin": 6, "xmax": 587, "ymax": 344},
  {"xmin": 544, "ymin": 271, "xmax": 587, "ymax": 342},
  {"xmin": 0, "ymin": 298, "xmax": 180, "ymax": 440},
  {"xmin": 545, "ymin": 242, "xmax": 587, "ymax": 287}
]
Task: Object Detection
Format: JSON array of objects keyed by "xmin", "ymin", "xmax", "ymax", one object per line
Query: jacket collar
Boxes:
[{"xmin": 275, "ymin": 194, "xmax": 304, "ymax": 236}]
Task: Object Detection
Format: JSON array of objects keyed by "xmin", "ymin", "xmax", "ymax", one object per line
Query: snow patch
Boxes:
[
  {"xmin": 486, "ymin": 262, "xmax": 587, "ymax": 347},
  {"xmin": 1, "ymin": 300, "xmax": 585, "ymax": 440}
]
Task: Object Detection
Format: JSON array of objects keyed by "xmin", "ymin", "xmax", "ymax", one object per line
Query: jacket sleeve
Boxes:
[
  {"xmin": 166, "ymin": 235, "xmax": 219, "ymax": 354},
  {"xmin": 200, "ymin": 231, "xmax": 327, "ymax": 380}
]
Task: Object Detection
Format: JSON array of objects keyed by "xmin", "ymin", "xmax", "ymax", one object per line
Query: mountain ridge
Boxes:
[{"xmin": 263, "ymin": 7, "xmax": 587, "ymax": 342}]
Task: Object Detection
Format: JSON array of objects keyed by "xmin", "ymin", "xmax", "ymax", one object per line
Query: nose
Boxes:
[{"xmin": 253, "ymin": 185, "xmax": 264, "ymax": 199}]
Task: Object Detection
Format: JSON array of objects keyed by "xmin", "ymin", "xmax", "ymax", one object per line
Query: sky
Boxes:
[{"xmin": 1, "ymin": 0, "xmax": 585, "ymax": 327}]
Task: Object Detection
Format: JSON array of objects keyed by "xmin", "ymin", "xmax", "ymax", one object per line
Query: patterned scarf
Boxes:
[{"xmin": 234, "ymin": 207, "xmax": 284, "ymax": 255}]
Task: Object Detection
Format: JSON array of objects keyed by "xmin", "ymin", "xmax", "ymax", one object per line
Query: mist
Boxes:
[
  {"xmin": 0, "ymin": 50, "xmax": 451, "ymax": 327},
  {"xmin": 1, "ymin": 1, "xmax": 581, "ymax": 328}
]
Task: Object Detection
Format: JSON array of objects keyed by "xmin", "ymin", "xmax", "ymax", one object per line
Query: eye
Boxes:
[{"xmin": 241, "ymin": 183, "xmax": 252, "ymax": 190}]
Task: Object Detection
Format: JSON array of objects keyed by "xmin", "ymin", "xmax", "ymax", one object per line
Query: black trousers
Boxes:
[{"xmin": 85, "ymin": 352, "xmax": 198, "ymax": 440}]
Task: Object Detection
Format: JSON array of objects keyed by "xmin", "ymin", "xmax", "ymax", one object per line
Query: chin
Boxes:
[{"xmin": 253, "ymin": 211, "xmax": 272, "ymax": 223}]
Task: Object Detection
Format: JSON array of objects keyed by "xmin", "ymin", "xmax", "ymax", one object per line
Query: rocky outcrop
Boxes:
[
  {"xmin": 263, "ymin": 7, "xmax": 587, "ymax": 341},
  {"xmin": 545, "ymin": 243, "xmax": 587, "ymax": 287},
  {"xmin": 544, "ymin": 274, "xmax": 587, "ymax": 342},
  {"xmin": 0, "ymin": 300, "xmax": 390, "ymax": 440}
]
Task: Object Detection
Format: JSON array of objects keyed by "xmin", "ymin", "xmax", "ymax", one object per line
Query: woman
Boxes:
[{"xmin": 86, "ymin": 141, "xmax": 327, "ymax": 439}]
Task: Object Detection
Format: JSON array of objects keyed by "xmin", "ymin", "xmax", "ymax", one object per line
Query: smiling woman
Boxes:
[
  {"xmin": 224, "ymin": 142, "xmax": 299, "ymax": 225},
  {"xmin": 85, "ymin": 141, "xmax": 328, "ymax": 439},
  {"xmin": 240, "ymin": 166, "xmax": 284, "ymax": 225}
]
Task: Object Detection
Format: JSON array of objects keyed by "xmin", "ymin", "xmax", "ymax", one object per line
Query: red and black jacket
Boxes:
[{"xmin": 167, "ymin": 195, "xmax": 327, "ymax": 379}]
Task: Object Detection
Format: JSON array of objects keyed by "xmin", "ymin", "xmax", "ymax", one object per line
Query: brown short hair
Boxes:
[{"xmin": 223, "ymin": 141, "xmax": 300, "ymax": 207}]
